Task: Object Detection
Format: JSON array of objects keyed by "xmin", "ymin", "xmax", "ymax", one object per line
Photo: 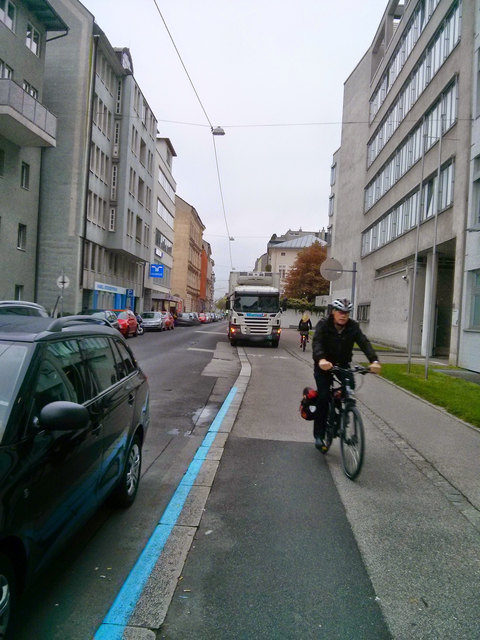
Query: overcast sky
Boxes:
[{"xmin": 81, "ymin": 0, "xmax": 388, "ymax": 297}]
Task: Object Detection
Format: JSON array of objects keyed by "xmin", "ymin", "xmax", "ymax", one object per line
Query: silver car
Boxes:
[
  {"xmin": 0, "ymin": 301, "xmax": 49, "ymax": 317},
  {"xmin": 140, "ymin": 311, "xmax": 164, "ymax": 331}
]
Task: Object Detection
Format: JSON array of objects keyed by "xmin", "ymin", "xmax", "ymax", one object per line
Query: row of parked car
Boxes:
[
  {"xmin": 0, "ymin": 301, "xmax": 224, "ymax": 335},
  {"xmin": 176, "ymin": 311, "xmax": 224, "ymax": 326}
]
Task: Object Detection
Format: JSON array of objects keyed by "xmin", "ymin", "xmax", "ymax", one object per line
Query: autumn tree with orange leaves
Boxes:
[{"xmin": 284, "ymin": 241, "xmax": 329, "ymax": 302}]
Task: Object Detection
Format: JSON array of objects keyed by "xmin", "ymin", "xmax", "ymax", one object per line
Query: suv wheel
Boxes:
[
  {"xmin": 0, "ymin": 554, "xmax": 15, "ymax": 639},
  {"xmin": 112, "ymin": 434, "xmax": 142, "ymax": 508}
]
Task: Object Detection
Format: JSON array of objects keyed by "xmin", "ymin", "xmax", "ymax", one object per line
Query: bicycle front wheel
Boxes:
[{"xmin": 340, "ymin": 406, "xmax": 365, "ymax": 480}]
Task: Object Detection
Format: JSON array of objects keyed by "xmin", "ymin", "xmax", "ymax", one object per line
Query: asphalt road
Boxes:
[{"xmin": 12, "ymin": 320, "xmax": 237, "ymax": 640}]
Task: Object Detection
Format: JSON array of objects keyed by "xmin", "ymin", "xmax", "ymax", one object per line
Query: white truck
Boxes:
[{"xmin": 225, "ymin": 271, "xmax": 284, "ymax": 347}]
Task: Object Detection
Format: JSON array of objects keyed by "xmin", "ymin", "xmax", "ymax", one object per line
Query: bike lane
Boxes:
[{"xmin": 158, "ymin": 341, "xmax": 390, "ymax": 639}]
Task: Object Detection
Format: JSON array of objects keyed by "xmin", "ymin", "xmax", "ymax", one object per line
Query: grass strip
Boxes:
[{"xmin": 377, "ymin": 363, "xmax": 480, "ymax": 429}]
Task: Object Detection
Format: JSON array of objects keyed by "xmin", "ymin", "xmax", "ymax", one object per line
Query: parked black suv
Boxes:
[{"xmin": 0, "ymin": 316, "xmax": 150, "ymax": 636}]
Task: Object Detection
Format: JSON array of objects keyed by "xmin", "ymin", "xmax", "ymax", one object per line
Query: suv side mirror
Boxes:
[{"xmin": 38, "ymin": 401, "xmax": 90, "ymax": 431}]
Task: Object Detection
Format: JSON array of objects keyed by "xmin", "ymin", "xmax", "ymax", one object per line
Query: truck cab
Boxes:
[{"xmin": 226, "ymin": 272, "xmax": 283, "ymax": 347}]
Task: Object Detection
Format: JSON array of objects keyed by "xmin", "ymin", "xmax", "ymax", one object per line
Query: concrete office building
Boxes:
[
  {"xmin": 459, "ymin": 1, "xmax": 480, "ymax": 371},
  {"xmin": 330, "ymin": 0, "xmax": 473, "ymax": 362},
  {"xmin": 144, "ymin": 136, "xmax": 178, "ymax": 312},
  {"xmin": 38, "ymin": 0, "xmax": 157, "ymax": 314},
  {"xmin": 0, "ymin": 0, "xmax": 67, "ymax": 301}
]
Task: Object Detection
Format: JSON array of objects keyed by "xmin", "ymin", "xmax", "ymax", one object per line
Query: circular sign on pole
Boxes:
[
  {"xmin": 320, "ymin": 258, "xmax": 343, "ymax": 281},
  {"xmin": 57, "ymin": 274, "xmax": 70, "ymax": 289}
]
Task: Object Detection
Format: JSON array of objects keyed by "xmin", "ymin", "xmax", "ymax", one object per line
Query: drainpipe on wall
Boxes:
[
  {"xmin": 424, "ymin": 113, "xmax": 445, "ymax": 379},
  {"xmin": 407, "ymin": 123, "xmax": 427, "ymax": 373},
  {"xmin": 79, "ymin": 34, "xmax": 99, "ymax": 293}
]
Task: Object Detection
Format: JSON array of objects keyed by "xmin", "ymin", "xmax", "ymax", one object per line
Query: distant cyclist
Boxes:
[
  {"xmin": 298, "ymin": 312, "xmax": 312, "ymax": 348},
  {"xmin": 311, "ymin": 298, "xmax": 381, "ymax": 451}
]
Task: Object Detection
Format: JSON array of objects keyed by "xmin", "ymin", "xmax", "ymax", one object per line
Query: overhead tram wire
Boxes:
[{"xmin": 151, "ymin": 0, "xmax": 234, "ymax": 270}]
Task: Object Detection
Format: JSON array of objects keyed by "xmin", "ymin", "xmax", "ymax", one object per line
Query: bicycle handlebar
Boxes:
[{"xmin": 331, "ymin": 364, "xmax": 371, "ymax": 375}]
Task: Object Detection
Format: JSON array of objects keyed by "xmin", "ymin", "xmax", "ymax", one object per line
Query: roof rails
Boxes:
[{"xmin": 47, "ymin": 315, "xmax": 110, "ymax": 332}]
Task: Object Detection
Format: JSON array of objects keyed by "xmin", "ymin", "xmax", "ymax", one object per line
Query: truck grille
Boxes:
[{"xmin": 245, "ymin": 317, "xmax": 270, "ymax": 335}]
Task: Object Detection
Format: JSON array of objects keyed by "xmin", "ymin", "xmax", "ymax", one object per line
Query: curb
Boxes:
[{"xmin": 99, "ymin": 345, "xmax": 250, "ymax": 639}]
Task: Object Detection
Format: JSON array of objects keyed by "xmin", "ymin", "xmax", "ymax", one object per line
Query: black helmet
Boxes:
[{"xmin": 332, "ymin": 298, "xmax": 353, "ymax": 312}]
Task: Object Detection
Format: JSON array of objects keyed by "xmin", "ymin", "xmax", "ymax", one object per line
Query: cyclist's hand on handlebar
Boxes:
[
  {"xmin": 369, "ymin": 361, "xmax": 381, "ymax": 374},
  {"xmin": 319, "ymin": 358, "xmax": 333, "ymax": 371}
]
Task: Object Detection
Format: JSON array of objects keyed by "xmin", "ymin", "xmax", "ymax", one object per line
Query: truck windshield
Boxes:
[{"xmin": 233, "ymin": 295, "xmax": 279, "ymax": 313}]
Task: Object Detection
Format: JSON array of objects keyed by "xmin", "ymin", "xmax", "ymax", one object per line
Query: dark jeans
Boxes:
[{"xmin": 313, "ymin": 366, "xmax": 355, "ymax": 439}]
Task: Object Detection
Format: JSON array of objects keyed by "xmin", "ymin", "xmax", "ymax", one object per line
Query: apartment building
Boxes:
[
  {"xmin": 171, "ymin": 195, "xmax": 205, "ymax": 312},
  {"xmin": 331, "ymin": 0, "xmax": 473, "ymax": 363},
  {"xmin": 263, "ymin": 229, "xmax": 327, "ymax": 295},
  {"xmin": 38, "ymin": 0, "xmax": 157, "ymax": 314},
  {"xmin": 0, "ymin": 0, "xmax": 67, "ymax": 301},
  {"xmin": 143, "ymin": 136, "xmax": 178, "ymax": 312},
  {"xmin": 200, "ymin": 239, "xmax": 214, "ymax": 311}
]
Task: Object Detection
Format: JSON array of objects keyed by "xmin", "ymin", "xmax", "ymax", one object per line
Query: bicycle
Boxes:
[
  {"xmin": 323, "ymin": 365, "xmax": 370, "ymax": 480},
  {"xmin": 299, "ymin": 331, "xmax": 309, "ymax": 351}
]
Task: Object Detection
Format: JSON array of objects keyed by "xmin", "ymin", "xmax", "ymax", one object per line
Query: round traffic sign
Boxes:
[
  {"xmin": 320, "ymin": 258, "xmax": 344, "ymax": 281},
  {"xmin": 57, "ymin": 274, "xmax": 70, "ymax": 289}
]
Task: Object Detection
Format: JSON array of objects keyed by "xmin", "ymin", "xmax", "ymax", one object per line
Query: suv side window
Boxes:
[
  {"xmin": 79, "ymin": 336, "xmax": 118, "ymax": 394},
  {"xmin": 47, "ymin": 340, "xmax": 90, "ymax": 403},
  {"xmin": 33, "ymin": 356, "xmax": 77, "ymax": 415},
  {"xmin": 111, "ymin": 339, "xmax": 136, "ymax": 379}
]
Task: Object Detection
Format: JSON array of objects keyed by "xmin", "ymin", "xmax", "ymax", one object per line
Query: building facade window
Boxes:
[
  {"xmin": 109, "ymin": 207, "xmax": 116, "ymax": 232},
  {"xmin": 365, "ymin": 82, "xmax": 457, "ymax": 211},
  {"xmin": 470, "ymin": 270, "xmax": 480, "ymax": 329},
  {"xmin": 20, "ymin": 162, "xmax": 29, "ymax": 189},
  {"xmin": 370, "ymin": 0, "xmax": 445, "ymax": 121},
  {"xmin": 368, "ymin": 2, "xmax": 460, "ymax": 164},
  {"xmin": 357, "ymin": 304, "xmax": 370, "ymax": 322},
  {"xmin": 25, "ymin": 23, "xmax": 40, "ymax": 55},
  {"xmin": 156, "ymin": 198, "xmax": 174, "ymax": 228},
  {"xmin": 22, "ymin": 80, "xmax": 38, "ymax": 99},
  {"xmin": 361, "ymin": 161, "xmax": 454, "ymax": 256},
  {"xmin": 158, "ymin": 168, "xmax": 175, "ymax": 202},
  {"xmin": 0, "ymin": 58, "xmax": 13, "ymax": 79},
  {"xmin": 0, "ymin": 0, "xmax": 16, "ymax": 31},
  {"xmin": 330, "ymin": 163, "xmax": 336, "ymax": 186},
  {"xmin": 17, "ymin": 223, "xmax": 26, "ymax": 250}
]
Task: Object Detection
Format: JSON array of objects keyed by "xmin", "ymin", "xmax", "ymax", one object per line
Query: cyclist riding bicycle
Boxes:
[
  {"xmin": 298, "ymin": 312, "xmax": 312, "ymax": 348},
  {"xmin": 311, "ymin": 298, "xmax": 381, "ymax": 451}
]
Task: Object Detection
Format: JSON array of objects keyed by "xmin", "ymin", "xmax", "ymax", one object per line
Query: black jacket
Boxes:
[
  {"xmin": 298, "ymin": 318, "xmax": 312, "ymax": 331},
  {"xmin": 312, "ymin": 315, "xmax": 377, "ymax": 368}
]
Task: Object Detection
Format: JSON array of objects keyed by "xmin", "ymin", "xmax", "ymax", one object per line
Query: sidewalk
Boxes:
[
  {"xmin": 158, "ymin": 329, "xmax": 480, "ymax": 639},
  {"xmin": 294, "ymin": 330, "xmax": 480, "ymax": 514}
]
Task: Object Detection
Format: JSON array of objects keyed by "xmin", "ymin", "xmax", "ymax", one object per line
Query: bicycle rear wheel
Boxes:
[
  {"xmin": 340, "ymin": 405, "xmax": 365, "ymax": 480},
  {"xmin": 302, "ymin": 336, "xmax": 306, "ymax": 351}
]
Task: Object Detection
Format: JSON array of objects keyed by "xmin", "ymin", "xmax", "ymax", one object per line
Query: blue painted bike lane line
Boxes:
[{"xmin": 94, "ymin": 385, "xmax": 239, "ymax": 640}]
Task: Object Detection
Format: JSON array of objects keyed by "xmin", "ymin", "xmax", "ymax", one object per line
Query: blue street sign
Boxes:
[
  {"xmin": 126, "ymin": 288, "xmax": 134, "ymax": 297},
  {"xmin": 150, "ymin": 264, "xmax": 164, "ymax": 278}
]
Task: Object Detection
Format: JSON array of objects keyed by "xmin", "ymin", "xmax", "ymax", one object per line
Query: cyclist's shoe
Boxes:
[{"xmin": 315, "ymin": 437, "xmax": 328, "ymax": 453}]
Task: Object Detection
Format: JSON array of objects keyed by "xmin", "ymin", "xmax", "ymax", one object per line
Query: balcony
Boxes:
[{"xmin": 0, "ymin": 79, "xmax": 56, "ymax": 147}]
